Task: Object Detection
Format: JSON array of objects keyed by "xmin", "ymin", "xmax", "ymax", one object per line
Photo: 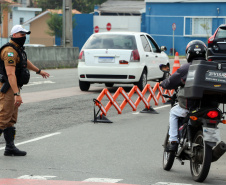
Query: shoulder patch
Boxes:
[
  {"xmin": 8, "ymin": 60, "xmax": 15, "ymax": 64},
  {"xmin": 8, "ymin": 52, "xmax": 14, "ymax": 57}
]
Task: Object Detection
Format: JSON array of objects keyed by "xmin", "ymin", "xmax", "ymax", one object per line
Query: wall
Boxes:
[
  {"xmin": 55, "ymin": 14, "xmax": 93, "ymax": 51},
  {"xmin": 30, "ymin": 13, "xmax": 55, "ymax": 46},
  {"xmin": 25, "ymin": 47, "xmax": 79, "ymax": 69},
  {"xmin": 73, "ymin": 14, "xmax": 93, "ymax": 50},
  {"xmin": 145, "ymin": 2, "xmax": 226, "ymax": 55},
  {"xmin": 94, "ymin": 16, "xmax": 141, "ymax": 32}
]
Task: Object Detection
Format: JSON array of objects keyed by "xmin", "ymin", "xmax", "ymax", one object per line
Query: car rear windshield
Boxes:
[
  {"xmin": 84, "ymin": 34, "xmax": 137, "ymax": 50},
  {"xmin": 215, "ymin": 27, "xmax": 226, "ymax": 39}
]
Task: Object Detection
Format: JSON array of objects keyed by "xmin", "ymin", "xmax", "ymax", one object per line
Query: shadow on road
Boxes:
[{"xmin": 88, "ymin": 85, "xmax": 134, "ymax": 94}]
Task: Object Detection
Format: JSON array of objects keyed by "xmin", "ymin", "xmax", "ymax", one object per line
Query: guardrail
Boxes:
[{"xmin": 93, "ymin": 83, "xmax": 174, "ymax": 123}]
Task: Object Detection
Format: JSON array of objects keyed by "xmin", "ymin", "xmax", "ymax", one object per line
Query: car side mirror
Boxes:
[{"xmin": 161, "ymin": 46, "xmax": 167, "ymax": 52}]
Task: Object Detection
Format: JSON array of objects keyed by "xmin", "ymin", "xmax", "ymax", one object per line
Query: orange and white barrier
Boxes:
[{"xmin": 93, "ymin": 83, "xmax": 174, "ymax": 123}]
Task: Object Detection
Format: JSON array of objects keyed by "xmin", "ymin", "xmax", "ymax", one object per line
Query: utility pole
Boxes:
[{"xmin": 62, "ymin": 0, "xmax": 73, "ymax": 47}]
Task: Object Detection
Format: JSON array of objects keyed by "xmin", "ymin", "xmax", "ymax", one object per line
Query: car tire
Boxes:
[
  {"xmin": 135, "ymin": 70, "xmax": 147, "ymax": 91},
  {"xmin": 79, "ymin": 80, "xmax": 90, "ymax": 91},
  {"xmin": 105, "ymin": 83, "xmax": 114, "ymax": 87}
]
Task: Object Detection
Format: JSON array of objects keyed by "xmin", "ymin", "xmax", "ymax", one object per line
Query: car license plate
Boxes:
[
  {"xmin": 205, "ymin": 70, "xmax": 226, "ymax": 84},
  {"xmin": 203, "ymin": 127, "xmax": 221, "ymax": 142},
  {"xmin": 98, "ymin": 57, "xmax": 115, "ymax": 63}
]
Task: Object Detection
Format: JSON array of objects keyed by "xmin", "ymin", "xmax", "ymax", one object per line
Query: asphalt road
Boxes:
[{"xmin": 0, "ymin": 59, "xmax": 226, "ymax": 185}]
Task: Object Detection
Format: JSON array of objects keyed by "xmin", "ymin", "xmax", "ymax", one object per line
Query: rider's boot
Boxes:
[{"xmin": 166, "ymin": 141, "xmax": 178, "ymax": 152}]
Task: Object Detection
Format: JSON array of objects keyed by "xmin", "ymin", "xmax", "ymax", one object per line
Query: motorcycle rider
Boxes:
[{"xmin": 160, "ymin": 40, "xmax": 207, "ymax": 151}]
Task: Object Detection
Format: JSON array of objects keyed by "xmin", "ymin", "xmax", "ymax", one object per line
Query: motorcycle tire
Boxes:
[
  {"xmin": 190, "ymin": 130, "xmax": 212, "ymax": 182},
  {"xmin": 163, "ymin": 129, "xmax": 175, "ymax": 171}
]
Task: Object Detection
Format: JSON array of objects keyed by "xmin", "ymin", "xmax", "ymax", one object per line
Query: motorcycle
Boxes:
[
  {"xmin": 162, "ymin": 85, "xmax": 226, "ymax": 182},
  {"xmin": 159, "ymin": 62, "xmax": 226, "ymax": 182}
]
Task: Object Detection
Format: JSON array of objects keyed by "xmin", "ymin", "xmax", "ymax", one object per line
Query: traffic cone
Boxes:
[{"xmin": 171, "ymin": 52, "xmax": 180, "ymax": 74}]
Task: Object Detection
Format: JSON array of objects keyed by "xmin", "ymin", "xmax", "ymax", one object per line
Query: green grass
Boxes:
[{"xmin": 168, "ymin": 55, "xmax": 186, "ymax": 59}]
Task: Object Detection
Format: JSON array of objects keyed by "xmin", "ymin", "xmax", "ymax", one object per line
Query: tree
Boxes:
[
  {"xmin": 46, "ymin": 12, "xmax": 76, "ymax": 39},
  {"xmin": 46, "ymin": 13, "xmax": 62, "ymax": 38},
  {"xmin": 35, "ymin": 0, "xmax": 107, "ymax": 13},
  {"xmin": 74, "ymin": 0, "xmax": 107, "ymax": 13},
  {"xmin": 35, "ymin": 0, "xmax": 62, "ymax": 11}
]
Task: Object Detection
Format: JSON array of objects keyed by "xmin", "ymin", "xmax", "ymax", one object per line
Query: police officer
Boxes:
[{"xmin": 0, "ymin": 25, "xmax": 50, "ymax": 156}]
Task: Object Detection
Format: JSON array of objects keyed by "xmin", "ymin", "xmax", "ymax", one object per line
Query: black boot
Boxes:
[
  {"xmin": 165, "ymin": 141, "xmax": 178, "ymax": 152},
  {"xmin": 4, "ymin": 127, "xmax": 26, "ymax": 156}
]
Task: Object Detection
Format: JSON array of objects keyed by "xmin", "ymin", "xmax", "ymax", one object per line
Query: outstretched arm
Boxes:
[{"xmin": 27, "ymin": 59, "xmax": 50, "ymax": 78}]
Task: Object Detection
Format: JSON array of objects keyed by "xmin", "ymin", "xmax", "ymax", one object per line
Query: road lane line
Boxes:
[
  {"xmin": 18, "ymin": 175, "xmax": 56, "ymax": 180},
  {"xmin": 29, "ymin": 76, "xmax": 54, "ymax": 79},
  {"xmin": 0, "ymin": 179, "xmax": 138, "ymax": 184},
  {"xmin": 83, "ymin": 178, "xmax": 123, "ymax": 183},
  {"xmin": 132, "ymin": 104, "xmax": 170, "ymax": 114},
  {"xmin": 154, "ymin": 104, "xmax": 171, "ymax": 110},
  {"xmin": 25, "ymin": 81, "xmax": 55, "ymax": 86},
  {"xmin": 0, "ymin": 132, "xmax": 61, "ymax": 150},
  {"xmin": 154, "ymin": 183, "xmax": 193, "ymax": 185}
]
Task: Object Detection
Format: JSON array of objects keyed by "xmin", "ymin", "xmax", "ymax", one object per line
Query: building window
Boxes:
[
  {"xmin": 20, "ymin": 17, "xmax": 24, "ymax": 25},
  {"xmin": 184, "ymin": 17, "xmax": 212, "ymax": 37},
  {"xmin": 192, "ymin": 18, "xmax": 212, "ymax": 37}
]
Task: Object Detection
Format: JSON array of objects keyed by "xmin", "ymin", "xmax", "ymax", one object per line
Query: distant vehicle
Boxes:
[
  {"xmin": 24, "ymin": 44, "xmax": 45, "ymax": 47},
  {"xmin": 207, "ymin": 24, "xmax": 226, "ymax": 61},
  {"xmin": 78, "ymin": 32, "xmax": 169, "ymax": 91}
]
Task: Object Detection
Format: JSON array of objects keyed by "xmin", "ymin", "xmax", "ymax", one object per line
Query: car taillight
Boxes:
[
  {"xmin": 79, "ymin": 50, "xmax": 85, "ymax": 62},
  {"xmin": 130, "ymin": 49, "xmax": 140, "ymax": 62},
  {"xmin": 208, "ymin": 36, "xmax": 215, "ymax": 44},
  {"xmin": 208, "ymin": 28, "xmax": 219, "ymax": 44},
  {"xmin": 207, "ymin": 111, "xmax": 219, "ymax": 118}
]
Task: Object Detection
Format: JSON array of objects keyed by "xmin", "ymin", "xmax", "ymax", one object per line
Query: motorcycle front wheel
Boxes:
[
  {"xmin": 163, "ymin": 129, "xmax": 175, "ymax": 171},
  {"xmin": 190, "ymin": 130, "xmax": 212, "ymax": 182}
]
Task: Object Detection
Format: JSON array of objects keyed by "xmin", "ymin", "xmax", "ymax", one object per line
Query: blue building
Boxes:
[{"xmin": 143, "ymin": 0, "xmax": 226, "ymax": 55}]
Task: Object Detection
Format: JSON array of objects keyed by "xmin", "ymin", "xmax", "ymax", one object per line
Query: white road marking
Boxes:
[
  {"xmin": 17, "ymin": 175, "xmax": 56, "ymax": 180},
  {"xmin": 30, "ymin": 76, "xmax": 54, "ymax": 79},
  {"xmin": 83, "ymin": 178, "xmax": 123, "ymax": 183},
  {"xmin": 154, "ymin": 183, "xmax": 193, "ymax": 185},
  {"xmin": 0, "ymin": 132, "xmax": 61, "ymax": 150},
  {"xmin": 154, "ymin": 104, "xmax": 171, "ymax": 110},
  {"xmin": 132, "ymin": 104, "xmax": 170, "ymax": 114},
  {"xmin": 25, "ymin": 81, "xmax": 55, "ymax": 86}
]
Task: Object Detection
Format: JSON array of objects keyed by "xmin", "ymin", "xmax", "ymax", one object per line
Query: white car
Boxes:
[{"xmin": 78, "ymin": 32, "xmax": 169, "ymax": 91}]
